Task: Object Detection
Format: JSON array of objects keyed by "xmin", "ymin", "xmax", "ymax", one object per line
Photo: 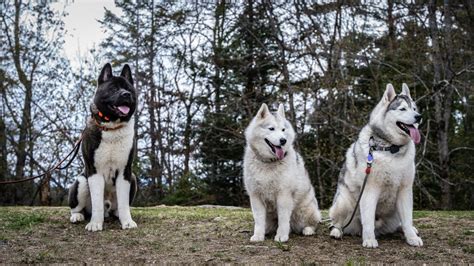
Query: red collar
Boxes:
[
  {"xmin": 93, "ymin": 118, "xmax": 125, "ymax": 131},
  {"xmin": 93, "ymin": 111, "xmax": 124, "ymax": 131}
]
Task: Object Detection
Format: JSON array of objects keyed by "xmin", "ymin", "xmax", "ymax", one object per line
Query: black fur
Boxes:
[
  {"xmin": 352, "ymin": 144, "xmax": 358, "ymax": 168},
  {"xmin": 82, "ymin": 123, "xmax": 101, "ymax": 177},
  {"xmin": 93, "ymin": 64, "xmax": 137, "ymax": 123},
  {"xmin": 129, "ymin": 174, "xmax": 137, "ymax": 204},
  {"xmin": 124, "ymin": 140, "xmax": 135, "ymax": 182},
  {"xmin": 113, "ymin": 169, "xmax": 119, "ymax": 186},
  {"xmin": 68, "ymin": 179, "xmax": 80, "ymax": 208}
]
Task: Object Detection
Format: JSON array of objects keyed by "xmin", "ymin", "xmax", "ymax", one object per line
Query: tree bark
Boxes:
[
  {"xmin": 429, "ymin": 0, "xmax": 454, "ymax": 209},
  {"xmin": 12, "ymin": 0, "xmax": 33, "ymax": 181}
]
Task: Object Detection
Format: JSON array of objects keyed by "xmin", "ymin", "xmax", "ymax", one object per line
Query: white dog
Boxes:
[
  {"xmin": 243, "ymin": 103, "xmax": 321, "ymax": 242},
  {"xmin": 329, "ymin": 83, "xmax": 423, "ymax": 248}
]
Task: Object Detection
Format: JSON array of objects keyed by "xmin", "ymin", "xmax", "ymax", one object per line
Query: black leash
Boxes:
[{"xmin": 0, "ymin": 133, "xmax": 84, "ymax": 185}]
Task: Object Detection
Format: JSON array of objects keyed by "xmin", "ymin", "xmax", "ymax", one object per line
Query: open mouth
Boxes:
[
  {"xmin": 109, "ymin": 104, "xmax": 131, "ymax": 117},
  {"xmin": 264, "ymin": 138, "xmax": 285, "ymax": 160},
  {"xmin": 396, "ymin": 122, "xmax": 421, "ymax": 144}
]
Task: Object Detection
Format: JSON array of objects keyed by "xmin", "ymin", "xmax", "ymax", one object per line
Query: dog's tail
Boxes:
[{"xmin": 104, "ymin": 200, "xmax": 112, "ymax": 218}]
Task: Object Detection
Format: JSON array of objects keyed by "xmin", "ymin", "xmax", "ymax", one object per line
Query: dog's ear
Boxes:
[
  {"xmin": 383, "ymin": 83, "xmax": 396, "ymax": 103},
  {"xmin": 256, "ymin": 103, "xmax": 270, "ymax": 120},
  {"xmin": 401, "ymin": 83, "xmax": 411, "ymax": 98},
  {"xmin": 120, "ymin": 64, "xmax": 134, "ymax": 86},
  {"xmin": 277, "ymin": 103, "xmax": 286, "ymax": 119},
  {"xmin": 98, "ymin": 63, "xmax": 113, "ymax": 85}
]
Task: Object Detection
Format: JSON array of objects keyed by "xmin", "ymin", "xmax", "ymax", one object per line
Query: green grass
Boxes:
[
  {"xmin": 133, "ymin": 206, "xmax": 252, "ymax": 222},
  {"xmin": 275, "ymin": 241, "xmax": 291, "ymax": 251},
  {"xmin": 0, "ymin": 209, "xmax": 46, "ymax": 230},
  {"xmin": 413, "ymin": 210, "xmax": 474, "ymax": 219},
  {"xmin": 345, "ymin": 256, "xmax": 367, "ymax": 266},
  {"xmin": 463, "ymin": 246, "xmax": 474, "ymax": 254}
]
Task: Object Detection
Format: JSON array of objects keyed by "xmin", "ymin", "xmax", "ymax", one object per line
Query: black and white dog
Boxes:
[{"xmin": 68, "ymin": 63, "xmax": 138, "ymax": 231}]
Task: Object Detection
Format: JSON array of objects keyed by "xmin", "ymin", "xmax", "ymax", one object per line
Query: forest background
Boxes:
[{"xmin": 1, "ymin": 0, "xmax": 472, "ymax": 210}]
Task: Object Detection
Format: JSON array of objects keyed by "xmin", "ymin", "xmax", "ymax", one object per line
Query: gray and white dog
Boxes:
[
  {"xmin": 244, "ymin": 103, "xmax": 321, "ymax": 242},
  {"xmin": 329, "ymin": 83, "xmax": 423, "ymax": 248},
  {"xmin": 68, "ymin": 63, "xmax": 138, "ymax": 232}
]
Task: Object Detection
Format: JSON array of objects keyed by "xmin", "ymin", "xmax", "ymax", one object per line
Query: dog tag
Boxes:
[{"xmin": 367, "ymin": 153, "xmax": 373, "ymax": 163}]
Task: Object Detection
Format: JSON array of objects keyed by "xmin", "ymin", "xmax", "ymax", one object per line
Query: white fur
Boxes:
[
  {"xmin": 80, "ymin": 118, "xmax": 137, "ymax": 231},
  {"xmin": 329, "ymin": 84, "xmax": 423, "ymax": 248},
  {"xmin": 244, "ymin": 104, "xmax": 321, "ymax": 242}
]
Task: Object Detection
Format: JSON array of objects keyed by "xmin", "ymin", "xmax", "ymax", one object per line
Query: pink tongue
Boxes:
[
  {"xmin": 117, "ymin": 106, "xmax": 130, "ymax": 115},
  {"xmin": 408, "ymin": 126, "xmax": 421, "ymax": 144},
  {"xmin": 275, "ymin": 147, "xmax": 285, "ymax": 160}
]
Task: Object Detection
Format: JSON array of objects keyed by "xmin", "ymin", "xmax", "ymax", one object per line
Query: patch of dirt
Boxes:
[{"xmin": 0, "ymin": 206, "xmax": 472, "ymax": 263}]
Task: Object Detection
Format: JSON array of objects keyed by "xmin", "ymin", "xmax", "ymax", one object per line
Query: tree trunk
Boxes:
[
  {"xmin": 429, "ymin": 0, "xmax": 454, "ymax": 209},
  {"xmin": 39, "ymin": 173, "xmax": 51, "ymax": 205},
  {"xmin": 12, "ymin": 0, "xmax": 32, "ymax": 181}
]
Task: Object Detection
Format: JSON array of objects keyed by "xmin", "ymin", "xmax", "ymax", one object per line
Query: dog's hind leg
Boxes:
[
  {"xmin": 69, "ymin": 174, "xmax": 90, "ymax": 223},
  {"xmin": 294, "ymin": 192, "xmax": 321, "ymax": 236},
  {"xmin": 129, "ymin": 173, "xmax": 137, "ymax": 204},
  {"xmin": 375, "ymin": 213, "xmax": 400, "ymax": 236},
  {"xmin": 265, "ymin": 212, "xmax": 277, "ymax": 235}
]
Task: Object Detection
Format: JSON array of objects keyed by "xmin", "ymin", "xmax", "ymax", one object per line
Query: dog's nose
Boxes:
[
  {"xmin": 120, "ymin": 91, "xmax": 131, "ymax": 98},
  {"xmin": 280, "ymin": 138, "xmax": 287, "ymax": 146},
  {"xmin": 415, "ymin": 115, "xmax": 422, "ymax": 123}
]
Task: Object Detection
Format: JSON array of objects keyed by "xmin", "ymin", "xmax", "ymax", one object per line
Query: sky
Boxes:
[{"xmin": 52, "ymin": 0, "xmax": 121, "ymax": 67}]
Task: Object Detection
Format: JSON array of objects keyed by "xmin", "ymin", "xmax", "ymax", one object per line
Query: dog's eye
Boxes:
[
  {"xmin": 400, "ymin": 108, "xmax": 407, "ymax": 111},
  {"xmin": 282, "ymin": 128, "xmax": 285, "ymax": 132},
  {"xmin": 269, "ymin": 127, "xmax": 275, "ymax": 131}
]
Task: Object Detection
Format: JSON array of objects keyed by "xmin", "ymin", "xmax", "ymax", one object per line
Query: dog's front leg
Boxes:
[
  {"xmin": 360, "ymin": 185, "xmax": 380, "ymax": 248},
  {"xmin": 85, "ymin": 174, "xmax": 104, "ymax": 231},
  {"xmin": 116, "ymin": 173, "xmax": 137, "ymax": 230},
  {"xmin": 397, "ymin": 183, "xmax": 423, "ymax": 247},
  {"xmin": 275, "ymin": 193, "xmax": 294, "ymax": 242},
  {"xmin": 249, "ymin": 193, "xmax": 266, "ymax": 242}
]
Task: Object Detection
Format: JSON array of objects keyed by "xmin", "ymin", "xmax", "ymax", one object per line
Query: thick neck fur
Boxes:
[{"xmin": 358, "ymin": 125, "xmax": 414, "ymax": 157}]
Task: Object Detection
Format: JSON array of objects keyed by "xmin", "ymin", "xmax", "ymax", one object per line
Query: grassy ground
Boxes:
[{"xmin": 0, "ymin": 206, "xmax": 472, "ymax": 263}]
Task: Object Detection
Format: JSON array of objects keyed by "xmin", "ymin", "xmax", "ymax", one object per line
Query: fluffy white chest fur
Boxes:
[
  {"xmin": 94, "ymin": 122, "xmax": 134, "ymax": 181},
  {"xmin": 345, "ymin": 127, "xmax": 416, "ymax": 214},
  {"xmin": 244, "ymin": 150, "xmax": 309, "ymax": 206}
]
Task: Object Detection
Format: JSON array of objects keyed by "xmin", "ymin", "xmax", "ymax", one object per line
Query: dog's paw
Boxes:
[
  {"xmin": 121, "ymin": 219, "xmax": 137, "ymax": 230},
  {"xmin": 250, "ymin": 234, "xmax": 264, "ymax": 242},
  {"xmin": 413, "ymin": 226, "xmax": 419, "ymax": 235},
  {"xmin": 85, "ymin": 221, "xmax": 103, "ymax": 232},
  {"xmin": 274, "ymin": 234, "xmax": 289, "ymax": 242},
  {"xmin": 330, "ymin": 227, "xmax": 342, "ymax": 239},
  {"xmin": 362, "ymin": 238, "xmax": 379, "ymax": 248},
  {"xmin": 302, "ymin": 226, "xmax": 315, "ymax": 236},
  {"xmin": 406, "ymin": 236, "xmax": 423, "ymax": 247},
  {"xmin": 70, "ymin": 213, "xmax": 84, "ymax": 223}
]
